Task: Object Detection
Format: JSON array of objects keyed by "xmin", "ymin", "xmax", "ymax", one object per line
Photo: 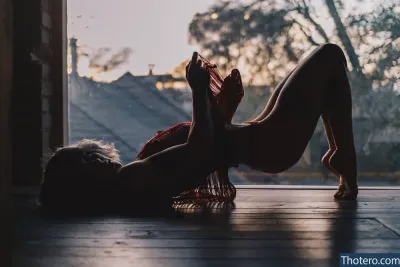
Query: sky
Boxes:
[
  {"xmin": 68, "ymin": 0, "xmax": 216, "ymax": 80},
  {"xmin": 68, "ymin": 0, "xmax": 377, "ymax": 81}
]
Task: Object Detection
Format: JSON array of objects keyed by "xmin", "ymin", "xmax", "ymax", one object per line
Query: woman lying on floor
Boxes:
[{"xmin": 39, "ymin": 44, "xmax": 358, "ymax": 212}]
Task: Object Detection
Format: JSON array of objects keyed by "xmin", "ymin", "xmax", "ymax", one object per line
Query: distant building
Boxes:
[
  {"xmin": 68, "ymin": 71, "xmax": 191, "ymax": 164},
  {"xmin": 68, "ymin": 39, "xmax": 191, "ymax": 163}
]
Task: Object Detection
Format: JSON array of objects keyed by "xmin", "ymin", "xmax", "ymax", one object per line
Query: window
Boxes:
[{"xmin": 67, "ymin": 0, "xmax": 400, "ymax": 186}]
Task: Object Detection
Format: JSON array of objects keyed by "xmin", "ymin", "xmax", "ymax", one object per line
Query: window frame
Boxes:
[{"xmin": 52, "ymin": 0, "xmax": 69, "ymax": 148}]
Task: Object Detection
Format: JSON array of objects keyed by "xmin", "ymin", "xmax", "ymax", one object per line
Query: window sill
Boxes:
[{"xmin": 235, "ymin": 185, "xmax": 400, "ymax": 190}]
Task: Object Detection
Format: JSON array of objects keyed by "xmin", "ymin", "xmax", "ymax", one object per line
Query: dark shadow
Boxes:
[
  {"xmin": 36, "ymin": 197, "xmax": 236, "ymax": 223},
  {"xmin": 37, "ymin": 197, "xmax": 182, "ymax": 220},
  {"xmin": 328, "ymin": 200, "xmax": 358, "ymax": 266}
]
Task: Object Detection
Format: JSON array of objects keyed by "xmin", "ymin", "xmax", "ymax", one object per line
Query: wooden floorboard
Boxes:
[{"xmin": 13, "ymin": 189, "xmax": 400, "ymax": 267}]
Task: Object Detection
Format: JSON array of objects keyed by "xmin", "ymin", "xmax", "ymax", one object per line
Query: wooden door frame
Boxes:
[{"xmin": 9, "ymin": 0, "xmax": 68, "ymax": 186}]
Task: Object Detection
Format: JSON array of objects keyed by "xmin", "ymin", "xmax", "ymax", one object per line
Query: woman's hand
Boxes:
[{"xmin": 186, "ymin": 52, "xmax": 210, "ymax": 91}]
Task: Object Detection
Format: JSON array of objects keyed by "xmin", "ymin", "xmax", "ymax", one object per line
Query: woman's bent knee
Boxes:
[{"xmin": 318, "ymin": 43, "xmax": 347, "ymax": 66}]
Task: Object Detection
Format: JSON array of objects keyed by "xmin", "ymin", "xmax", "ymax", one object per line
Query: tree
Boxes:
[
  {"xmin": 170, "ymin": 59, "xmax": 190, "ymax": 77},
  {"xmin": 75, "ymin": 42, "xmax": 133, "ymax": 74},
  {"xmin": 188, "ymin": 0, "xmax": 399, "ymax": 90},
  {"xmin": 346, "ymin": 3, "xmax": 400, "ymax": 87}
]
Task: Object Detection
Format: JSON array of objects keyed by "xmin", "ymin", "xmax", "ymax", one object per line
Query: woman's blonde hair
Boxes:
[{"xmin": 38, "ymin": 139, "xmax": 121, "ymax": 210}]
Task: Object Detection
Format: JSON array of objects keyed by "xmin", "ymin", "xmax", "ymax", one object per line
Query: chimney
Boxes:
[
  {"xmin": 148, "ymin": 64, "xmax": 155, "ymax": 76},
  {"xmin": 70, "ymin": 37, "xmax": 78, "ymax": 75}
]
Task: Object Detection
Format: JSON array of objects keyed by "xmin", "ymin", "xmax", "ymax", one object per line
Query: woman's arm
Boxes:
[
  {"xmin": 117, "ymin": 52, "xmax": 216, "ymax": 197},
  {"xmin": 185, "ymin": 52, "xmax": 214, "ymax": 151}
]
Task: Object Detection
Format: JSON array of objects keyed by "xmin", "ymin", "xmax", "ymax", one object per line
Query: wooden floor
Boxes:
[{"xmin": 13, "ymin": 189, "xmax": 400, "ymax": 267}]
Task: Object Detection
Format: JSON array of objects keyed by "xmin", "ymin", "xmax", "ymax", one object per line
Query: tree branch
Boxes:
[
  {"xmin": 293, "ymin": 20, "xmax": 321, "ymax": 46},
  {"xmin": 368, "ymin": 40, "xmax": 391, "ymax": 54},
  {"xmin": 297, "ymin": 0, "xmax": 330, "ymax": 43}
]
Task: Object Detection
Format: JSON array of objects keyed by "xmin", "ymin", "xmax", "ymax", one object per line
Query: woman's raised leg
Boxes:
[
  {"xmin": 248, "ymin": 48, "xmax": 344, "ymax": 197},
  {"xmin": 322, "ymin": 50, "xmax": 358, "ymax": 200},
  {"xmin": 249, "ymin": 46, "xmax": 327, "ymax": 123},
  {"xmin": 249, "ymin": 67, "xmax": 296, "ymax": 123},
  {"xmin": 249, "ymin": 43, "xmax": 357, "ymax": 200}
]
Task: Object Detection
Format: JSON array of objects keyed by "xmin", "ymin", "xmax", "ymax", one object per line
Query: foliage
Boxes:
[{"xmin": 188, "ymin": 0, "xmax": 399, "ymax": 88}]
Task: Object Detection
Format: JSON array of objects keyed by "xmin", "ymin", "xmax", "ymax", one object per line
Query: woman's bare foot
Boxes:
[
  {"xmin": 334, "ymin": 178, "xmax": 347, "ymax": 199},
  {"xmin": 321, "ymin": 149, "xmax": 348, "ymax": 199},
  {"xmin": 329, "ymin": 149, "xmax": 358, "ymax": 200},
  {"xmin": 321, "ymin": 150, "xmax": 347, "ymax": 199}
]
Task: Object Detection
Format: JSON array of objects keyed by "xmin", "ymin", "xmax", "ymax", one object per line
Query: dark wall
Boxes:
[
  {"xmin": 11, "ymin": 0, "xmax": 43, "ymax": 185},
  {"xmin": 0, "ymin": 0, "xmax": 13, "ymax": 264},
  {"xmin": 1, "ymin": 0, "xmax": 63, "ymax": 261},
  {"xmin": 0, "ymin": 0, "xmax": 13, "ymax": 183},
  {"xmin": 11, "ymin": 0, "xmax": 66, "ymax": 185}
]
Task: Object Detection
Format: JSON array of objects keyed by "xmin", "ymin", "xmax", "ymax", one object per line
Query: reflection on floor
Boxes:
[{"xmin": 13, "ymin": 189, "xmax": 400, "ymax": 267}]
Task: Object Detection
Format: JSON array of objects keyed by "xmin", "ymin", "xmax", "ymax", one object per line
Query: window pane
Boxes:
[{"xmin": 67, "ymin": 0, "xmax": 400, "ymax": 186}]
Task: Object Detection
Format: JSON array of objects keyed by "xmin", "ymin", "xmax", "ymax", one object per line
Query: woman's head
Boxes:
[{"xmin": 38, "ymin": 139, "xmax": 122, "ymax": 211}]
